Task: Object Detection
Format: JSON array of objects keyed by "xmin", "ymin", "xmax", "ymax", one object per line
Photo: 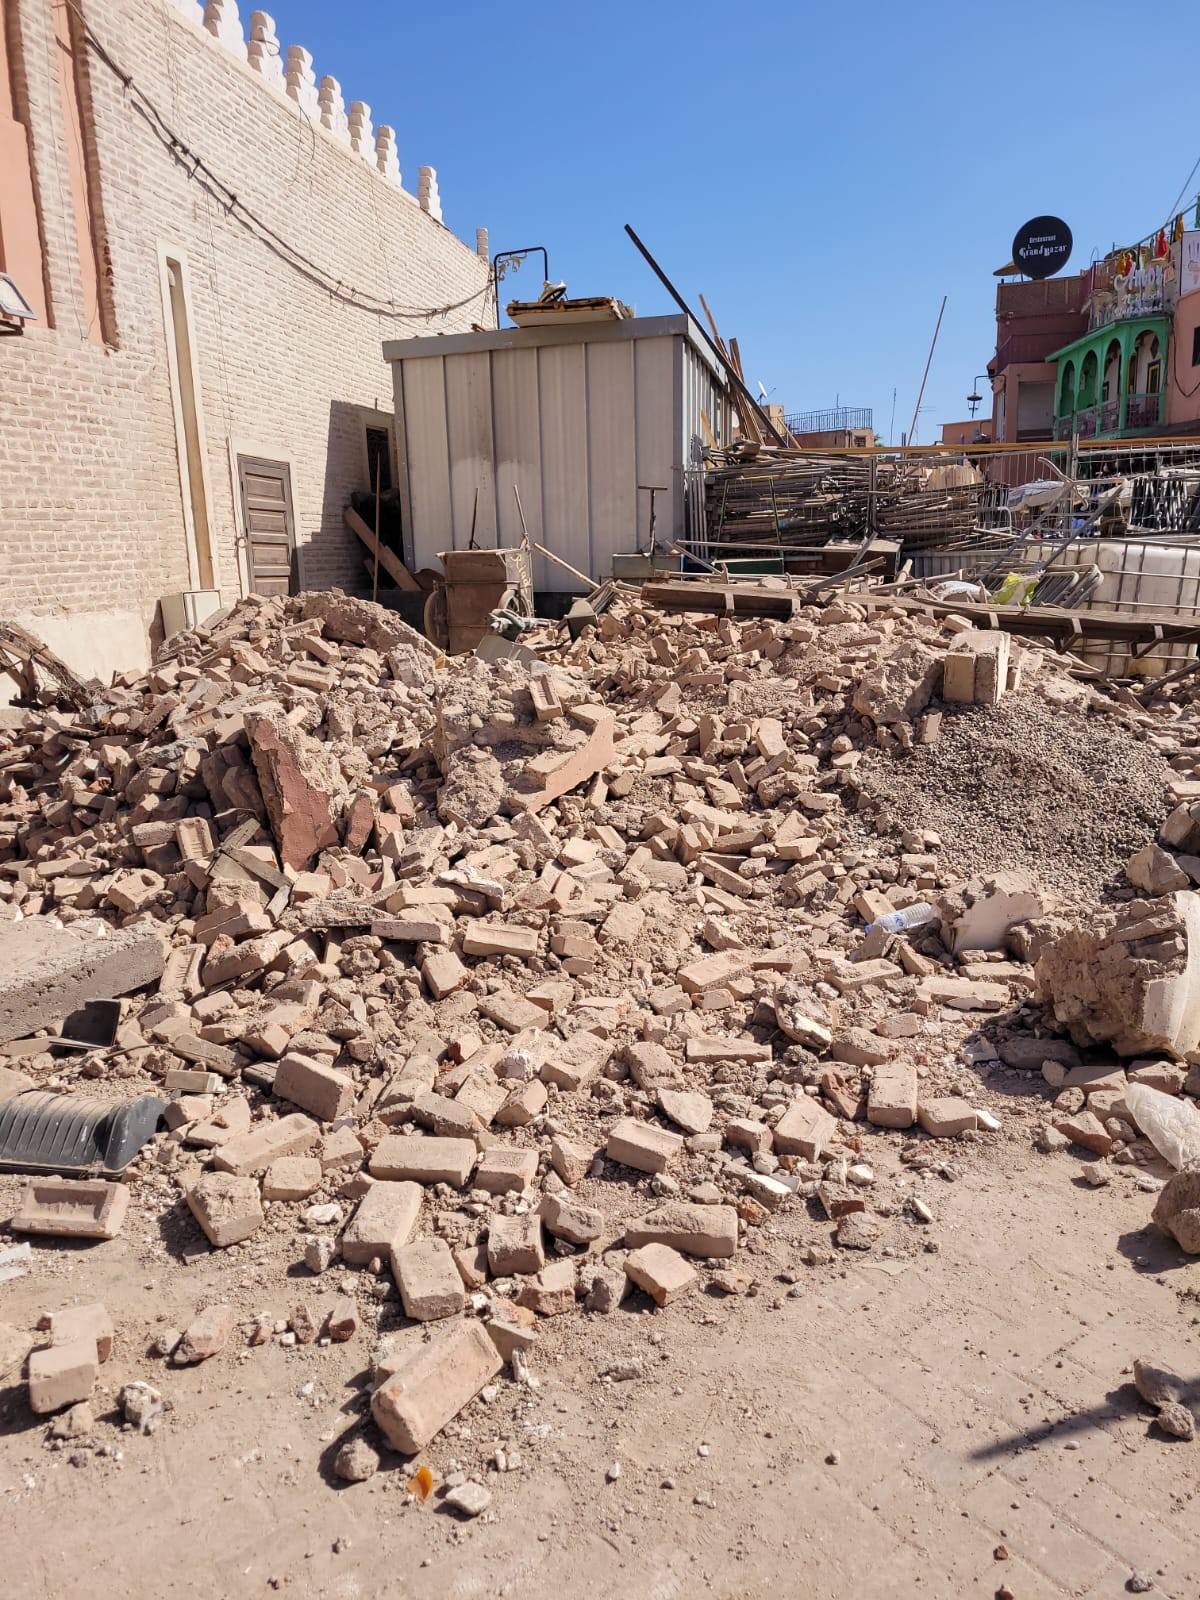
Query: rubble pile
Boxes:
[{"xmin": 4, "ymin": 586, "xmax": 1200, "ymax": 1480}]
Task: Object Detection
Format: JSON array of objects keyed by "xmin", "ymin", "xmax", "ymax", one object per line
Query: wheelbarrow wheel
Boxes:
[{"xmin": 423, "ymin": 584, "xmax": 450, "ymax": 653}]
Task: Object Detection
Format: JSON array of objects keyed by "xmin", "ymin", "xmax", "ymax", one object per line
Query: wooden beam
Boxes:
[{"xmin": 343, "ymin": 506, "xmax": 420, "ymax": 592}]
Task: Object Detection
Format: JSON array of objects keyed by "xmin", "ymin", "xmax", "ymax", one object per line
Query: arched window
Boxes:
[
  {"xmin": 1078, "ymin": 350, "xmax": 1099, "ymax": 409},
  {"xmin": 1102, "ymin": 339, "xmax": 1122, "ymax": 403},
  {"xmin": 1059, "ymin": 360, "xmax": 1076, "ymax": 415},
  {"xmin": 1129, "ymin": 330, "xmax": 1162, "ymax": 394}
]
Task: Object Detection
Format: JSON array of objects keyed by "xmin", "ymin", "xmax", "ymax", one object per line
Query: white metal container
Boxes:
[{"xmin": 381, "ymin": 314, "xmax": 729, "ymax": 592}]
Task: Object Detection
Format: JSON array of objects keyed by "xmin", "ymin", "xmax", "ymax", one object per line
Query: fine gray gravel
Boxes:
[{"xmin": 853, "ymin": 693, "xmax": 1170, "ymax": 900}]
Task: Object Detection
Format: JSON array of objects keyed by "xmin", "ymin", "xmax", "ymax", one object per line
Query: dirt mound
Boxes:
[{"xmin": 854, "ymin": 693, "xmax": 1169, "ymax": 900}]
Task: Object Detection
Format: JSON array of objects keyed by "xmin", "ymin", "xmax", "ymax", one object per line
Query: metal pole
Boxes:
[
  {"xmin": 623, "ymin": 225, "xmax": 787, "ymax": 447},
  {"xmin": 905, "ymin": 295, "xmax": 947, "ymax": 451},
  {"xmin": 371, "ymin": 456, "xmax": 381, "ymax": 605}
]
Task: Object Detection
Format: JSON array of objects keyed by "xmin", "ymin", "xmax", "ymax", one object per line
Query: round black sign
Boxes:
[{"xmin": 1011, "ymin": 216, "xmax": 1073, "ymax": 280}]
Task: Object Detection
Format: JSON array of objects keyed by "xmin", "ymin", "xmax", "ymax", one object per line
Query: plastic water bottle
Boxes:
[
  {"xmin": 1125, "ymin": 1082, "xmax": 1200, "ymax": 1170},
  {"xmin": 864, "ymin": 902, "xmax": 939, "ymax": 936}
]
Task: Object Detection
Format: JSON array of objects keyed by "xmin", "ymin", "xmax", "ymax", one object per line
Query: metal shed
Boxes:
[{"xmin": 381, "ymin": 314, "xmax": 730, "ymax": 592}]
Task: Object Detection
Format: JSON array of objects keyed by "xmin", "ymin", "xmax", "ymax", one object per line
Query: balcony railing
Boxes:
[
  {"xmin": 1053, "ymin": 391, "xmax": 1162, "ymax": 440},
  {"xmin": 1126, "ymin": 391, "xmax": 1162, "ymax": 431}
]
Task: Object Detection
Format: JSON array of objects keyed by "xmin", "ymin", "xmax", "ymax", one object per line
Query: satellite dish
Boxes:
[{"xmin": 1011, "ymin": 217, "xmax": 1073, "ymax": 280}]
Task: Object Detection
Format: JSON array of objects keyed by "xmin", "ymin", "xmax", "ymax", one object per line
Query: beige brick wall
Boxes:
[{"xmin": 0, "ymin": 0, "xmax": 492, "ymax": 678}]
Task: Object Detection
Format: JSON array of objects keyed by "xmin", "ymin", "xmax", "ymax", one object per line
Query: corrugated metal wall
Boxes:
[{"xmin": 384, "ymin": 315, "xmax": 728, "ymax": 591}]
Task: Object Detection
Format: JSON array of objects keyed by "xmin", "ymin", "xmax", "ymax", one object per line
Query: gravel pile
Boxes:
[{"xmin": 854, "ymin": 693, "xmax": 1170, "ymax": 900}]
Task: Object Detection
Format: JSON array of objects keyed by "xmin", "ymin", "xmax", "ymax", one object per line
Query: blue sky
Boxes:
[{"xmin": 276, "ymin": 0, "xmax": 1199, "ymax": 442}]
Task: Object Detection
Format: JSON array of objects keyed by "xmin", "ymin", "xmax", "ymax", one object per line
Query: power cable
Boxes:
[{"xmin": 64, "ymin": 0, "xmax": 492, "ymax": 324}]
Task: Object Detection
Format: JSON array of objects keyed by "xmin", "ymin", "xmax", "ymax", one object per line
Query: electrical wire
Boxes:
[
  {"xmin": 1163, "ymin": 157, "xmax": 1200, "ymax": 238},
  {"xmin": 64, "ymin": 0, "xmax": 492, "ymax": 324}
]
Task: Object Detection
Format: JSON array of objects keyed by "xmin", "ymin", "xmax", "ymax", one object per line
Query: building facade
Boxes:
[
  {"xmin": 988, "ymin": 275, "xmax": 1088, "ymax": 445},
  {"xmin": 0, "ymin": 0, "xmax": 492, "ymax": 679},
  {"xmin": 1052, "ymin": 228, "xmax": 1200, "ymax": 442}
]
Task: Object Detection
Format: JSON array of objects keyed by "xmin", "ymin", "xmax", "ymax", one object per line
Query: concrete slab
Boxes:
[{"xmin": 0, "ymin": 919, "xmax": 165, "ymax": 1044}]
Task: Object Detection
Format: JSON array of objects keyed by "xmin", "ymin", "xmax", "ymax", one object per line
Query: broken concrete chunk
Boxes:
[
  {"xmin": 1036, "ymin": 893, "xmax": 1200, "ymax": 1059},
  {"xmin": 176, "ymin": 1303, "xmax": 234, "ymax": 1363},
  {"xmin": 1153, "ymin": 1167, "xmax": 1200, "ymax": 1254},
  {"xmin": 245, "ymin": 710, "xmax": 342, "ymax": 871}
]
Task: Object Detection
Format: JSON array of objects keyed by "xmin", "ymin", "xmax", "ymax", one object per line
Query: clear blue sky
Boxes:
[{"xmin": 276, "ymin": 0, "xmax": 1200, "ymax": 442}]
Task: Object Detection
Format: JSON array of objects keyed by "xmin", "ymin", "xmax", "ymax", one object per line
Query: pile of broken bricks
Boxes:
[{"xmin": 5, "ymin": 586, "xmax": 1200, "ymax": 1482}]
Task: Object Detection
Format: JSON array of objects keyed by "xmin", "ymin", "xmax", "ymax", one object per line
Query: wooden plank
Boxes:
[{"xmin": 343, "ymin": 506, "xmax": 420, "ymax": 592}]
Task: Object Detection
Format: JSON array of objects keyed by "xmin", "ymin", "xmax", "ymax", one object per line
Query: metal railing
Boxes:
[
  {"xmin": 1054, "ymin": 391, "xmax": 1163, "ymax": 440},
  {"xmin": 783, "ymin": 406, "xmax": 873, "ymax": 435}
]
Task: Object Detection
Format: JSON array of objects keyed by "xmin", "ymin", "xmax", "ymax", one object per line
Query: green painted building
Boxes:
[{"xmin": 1051, "ymin": 315, "xmax": 1169, "ymax": 440}]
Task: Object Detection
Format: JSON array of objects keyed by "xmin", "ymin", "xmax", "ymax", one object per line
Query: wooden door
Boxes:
[{"xmin": 237, "ymin": 456, "xmax": 296, "ymax": 595}]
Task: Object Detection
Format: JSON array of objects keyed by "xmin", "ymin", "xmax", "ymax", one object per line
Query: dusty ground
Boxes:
[{"xmin": 4, "ymin": 1133, "xmax": 1199, "ymax": 1600}]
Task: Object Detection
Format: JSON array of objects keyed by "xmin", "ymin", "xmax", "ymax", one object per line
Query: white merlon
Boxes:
[
  {"xmin": 348, "ymin": 101, "xmax": 374, "ymax": 160},
  {"xmin": 203, "ymin": 0, "xmax": 247, "ymax": 59},
  {"xmin": 164, "ymin": 0, "xmax": 449, "ymax": 213},
  {"xmin": 285, "ymin": 45, "xmax": 319, "ymax": 117},
  {"xmin": 418, "ymin": 166, "xmax": 442, "ymax": 223},
  {"xmin": 476, "ymin": 227, "xmax": 489, "ymax": 260},
  {"xmin": 247, "ymin": 11, "xmax": 284, "ymax": 88},
  {"xmin": 375, "ymin": 125, "xmax": 401, "ymax": 186},
  {"xmin": 318, "ymin": 75, "xmax": 349, "ymax": 144}
]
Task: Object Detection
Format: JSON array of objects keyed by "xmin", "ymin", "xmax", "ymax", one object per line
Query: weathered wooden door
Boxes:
[{"xmin": 237, "ymin": 456, "xmax": 296, "ymax": 595}]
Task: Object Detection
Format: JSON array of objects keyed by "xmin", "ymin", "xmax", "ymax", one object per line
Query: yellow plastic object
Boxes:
[{"xmin": 991, "ymin": 572, "xmax": 1035, "ymax": 607}]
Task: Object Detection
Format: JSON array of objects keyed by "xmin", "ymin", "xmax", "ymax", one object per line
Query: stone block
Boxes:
[
  {"xmin": 341, "ymin": 1180, "xmax": 421, "ymax": 1264},
  {"xmin": 273, "ymin": 1053, "xmax": 355, "ymax": 1122},
  {"xmin": 773, "ymin": 1096, "xmax": 837, "ymax": 1159},
  {"xmin": 624, "ymin": 1243, "xmax": 697, "ymax": 1306},
  {"xmin": 606, "ymin": 1117, "xmax": 683, "ymax": 1174},
  {"xmin": 392, "ymin": 1236, "xmax": 464, "ymax": 1321},
  {"xmin": 186, "ymin": 1171, "xmax": 264, "ymax": 1247},
  {"xmin": 369, "ymin": 1135, "xmax": 477, "ymax": 1186},
  {"xmin": 623, "ymin": 1200, "xmax": 738, "ymax": 1259},
  {"xmin": 867, "ymin": 1061, "xmax": 918, "ymax": 1128},
  {"xmin": 421, "ymin": 951, "xmax": 469, "ymax": 999},
  {"xmin": 486, "ymin": 1212, "xmax": 544, "ymax": 1276},
  {"xmin": 474, "ymin": 1147, "xmax": 538, "ymax": 1194},
  {"xmin": 371, "ymin": 1321, "xmax": 502, "ymax": 1453}
]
